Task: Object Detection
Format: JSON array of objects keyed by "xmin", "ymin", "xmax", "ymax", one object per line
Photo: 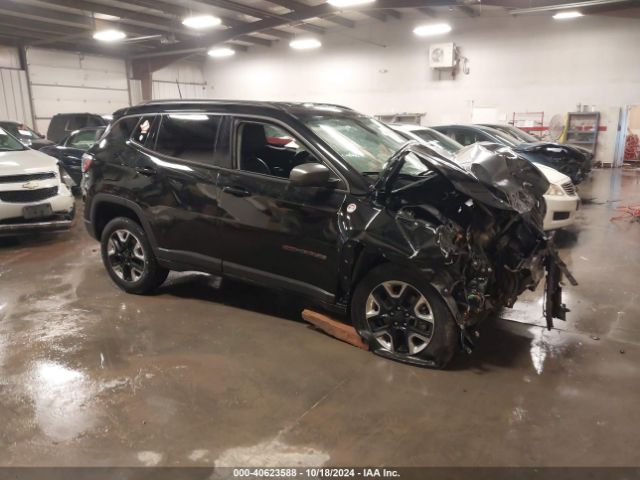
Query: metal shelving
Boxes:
[{"xmin": 565, "ymin": 112, "xmax": 600, "ymax": 154}]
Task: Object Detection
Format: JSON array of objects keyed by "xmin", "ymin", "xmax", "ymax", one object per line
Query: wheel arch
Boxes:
[
  {"xmin": 90, "ymin": 194, "xmax": 159, "ymax": 253},
  {"xmin": 341, "ymin": 240, "xmax": 463, "ymax": 326}
]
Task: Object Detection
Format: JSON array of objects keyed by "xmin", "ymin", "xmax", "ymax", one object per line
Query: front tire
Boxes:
[
  {"xmin": 351, "ymin": 264, "xmax": 458, "ymax": 368},
  {"xmin": 100, "ymin": 217, "xmax": 168, "ymax": 294}
]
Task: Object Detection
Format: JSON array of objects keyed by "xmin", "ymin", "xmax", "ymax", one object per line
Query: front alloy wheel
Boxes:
[
  {"xmin": 352, "ymin": 264, "xmax": 458, "ymax": 368},
  {"xmin": 365, "ymin": 281, "xmax": 434, "ymax": 355}
]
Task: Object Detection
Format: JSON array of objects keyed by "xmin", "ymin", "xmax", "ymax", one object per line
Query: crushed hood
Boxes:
[{"xmin": 374, "ymin": 141, "xmax": 549, "ymax": 216}]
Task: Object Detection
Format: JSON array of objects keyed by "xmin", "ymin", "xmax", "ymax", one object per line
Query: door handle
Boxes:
[
  {"xmin": 222, "ymin": 186, "xmax": 251, "ymax": 198},
  {"xmin": 135, "ymin": 166, "xmax": 157, "ymax": 176}
]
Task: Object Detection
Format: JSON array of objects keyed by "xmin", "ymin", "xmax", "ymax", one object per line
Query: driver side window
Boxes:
[{"xmin": 236, "ymin": 121, "xmax": 317, "ymax": 179}]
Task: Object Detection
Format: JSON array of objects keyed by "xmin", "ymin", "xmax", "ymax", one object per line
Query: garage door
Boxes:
[{"xmin": 26, "ymin": 48, "xmax": 130, "ymax": 135}]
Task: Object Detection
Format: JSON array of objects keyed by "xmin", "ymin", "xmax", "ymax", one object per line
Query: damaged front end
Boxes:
[{"xmin": 355, "ymin": 141, "xmax": 577, "ymax": 352}]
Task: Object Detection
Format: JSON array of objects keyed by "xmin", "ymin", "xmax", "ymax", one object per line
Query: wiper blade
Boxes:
[{"xmin": 361, "ymin": 171, "xmax": 381, "ymax": 177}]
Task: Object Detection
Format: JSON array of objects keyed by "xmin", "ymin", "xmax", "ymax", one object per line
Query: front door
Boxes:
[{"xmin": 216, "ymin": 118, "xmax": 347, "ymax": 299}]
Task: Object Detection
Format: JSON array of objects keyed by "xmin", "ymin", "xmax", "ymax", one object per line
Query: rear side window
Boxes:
[
  {"xmin": 133, "ymin": 115, "xmax": 159, "ymax": 149},
  {"xmin": 154, "ymin": 114, "xmax": 221, "ymax": 163},
  {"xmin": 108, "ymin": 117, "xmax": 139, "ymax": 143}
]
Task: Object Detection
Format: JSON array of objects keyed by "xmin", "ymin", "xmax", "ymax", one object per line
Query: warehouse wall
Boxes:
[
  {"xmin": 0, "ymin": 46, "xmax": 33, "ymax": 127},
  {"xmin": 26, "ymin": 48, "xmax": 130, "ymax": 134},
  {"xmin": 204, "ymin": 13, "xmax": 640, "ymax": 164}
]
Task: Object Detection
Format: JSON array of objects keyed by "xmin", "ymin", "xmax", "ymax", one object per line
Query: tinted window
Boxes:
[
  {"xmin": 108, "ymin": 117, "xmax": 138, "ymax": 143},
  {"xmin": 65, "ymin": 115, "xmax": 87, "ymax": 131},
  {"xmin": 237, "ymin": 121, "xmax": 318, "ymax": 178},
  {"xmin": 133, "ymin": 115, "xmax": 159, "ymax": 149},
  {"xmin": 155, "ymin": 114, "xmax": 221, "ymax": 163}
]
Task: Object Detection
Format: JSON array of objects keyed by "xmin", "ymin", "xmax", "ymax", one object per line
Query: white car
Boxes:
[
  {"xmin": 0, "ymin": 127, "xmax": 75, "ymax": 235},
  {"xmin": 389, "ymin": 124, "xmax": 579, "ymax": 231},
  {"xmin": 535, "ymin": 163, "xmax": 580, "ymax": 230}
]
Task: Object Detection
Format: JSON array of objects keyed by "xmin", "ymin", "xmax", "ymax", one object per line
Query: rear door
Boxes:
[
  {"xmin": 130, "ymin": 113, "xmax": 226, "ymax": 271},
  {"xmin": 215, "ymin": 117, "xmax": 347, "ymax": 298}
]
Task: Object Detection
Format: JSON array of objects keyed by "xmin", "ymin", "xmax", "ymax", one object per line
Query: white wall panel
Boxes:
[
  {"xmin": 152, "ymin": 80, "xmax": 211, "ymax": 100},
  {"xmin": 0, "ymin": 68, "xmax": 33, "ymax": 128},
  {"xmin": 205, "ymin": 13, "xmax": 640, "ymax": 164},
  {"xmin": 0, "ymin": 46, "xmax": 20, "ymax": 69},
  {"xmin": 151, "ymin": 59, "xmax": 212, "ymax": 100},
  {"xmin": 27, "ymin": 48, "xmax": 130, "ymax": 134}
]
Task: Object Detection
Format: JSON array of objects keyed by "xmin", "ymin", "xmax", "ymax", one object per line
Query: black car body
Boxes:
[
  {"xmin": 47, "ymin": 113, "xmax": 109, "ymax": 144},
  {"xmin": 0, "ymin": 121, "xmax": 53, "ymax": 150},
  {"xmin": 83, "ymin": 100, "xmax": 574, "ymax": 368},
  {"xmin": 433, "ymin": 124, "xmax": 591, "ymax": 184},
  {"xmin": 40, "ymin": 126, "xmax": 106, "ymax": 186},
  {"xmin": 481, "ymin": 123, "xmax": 594, "ymax": 172}
]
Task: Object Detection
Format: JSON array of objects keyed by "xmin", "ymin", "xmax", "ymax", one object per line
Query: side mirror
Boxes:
[{"xmin": 289, "ymin": 163, "xmax": 333, "ymax": 187}]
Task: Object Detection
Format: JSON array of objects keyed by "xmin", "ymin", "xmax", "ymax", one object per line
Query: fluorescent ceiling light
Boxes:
[
  {"xmin": 413, "ymin": 23, "xmax": 452, "ymax": 37},
  {"xmin": 208, "ymin": 47, "xmax": 236, "ymax": 58},
  {"xmin": 93, "ymin": 29, "xmax": 127, "ymax": 42},
  {"xmin": 327, "ymin": 0, "xmax": 375, "ymax": 6},
  {"xmin": 290, "ymin": 38, "xmax": 322, "ymax": 50},
  {"xmin": 552, "ymin": 10, "xmax": 583, "ymax": 19},
  {"xmin": 182, "ymin": 14, "xmax": 222, "ymax": 29}
]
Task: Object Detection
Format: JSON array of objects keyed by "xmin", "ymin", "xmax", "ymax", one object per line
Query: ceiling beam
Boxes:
[
  {"xmin": 457, "ymin": 5, "xmax": 480, "ymax": 16},
  {"xmin": 133, "ymin": 0, "xmax": 459, "ymax": 59},
  {"xmin": 234, "ymin": 35, "xmax": 273, "ymax": 47},
  {"xmin": 362, "ymin": 11, "xmax": 388, "ymax": 21},
  {"xmin": 0, "ymin": 1, "xmax": 179, "ymax": 40},
  {"xmin": 417, "ymin": 6, "xmax": 438, "ymax": 16},
  {"xmin": 262, "ymin": 0, "xmax": 356, "ymax": 28},
  {"xmin": 19, "ymin": 0, "xmax": 195, "ymax": 37},
  {"xmin": 382, "ymin": 9, "xmax": 403, "ymax": 19},
  {"xmin": 192, "ymin": 0, "xmax": 326, "ymax": 34}
]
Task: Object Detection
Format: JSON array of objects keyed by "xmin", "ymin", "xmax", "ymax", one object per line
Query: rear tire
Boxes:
[
  {"xmin": 100, "ymin": 217, "xmax": 168, "ymax": 294},
  {"xmin": 351, "ymin": 263, "xmax": 459, "ymax": 368}
]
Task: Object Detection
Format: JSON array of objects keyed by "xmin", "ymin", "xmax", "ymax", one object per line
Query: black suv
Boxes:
[{"xmin": 83, "ymin": 100, "xmax": 573, "ymax": 368}]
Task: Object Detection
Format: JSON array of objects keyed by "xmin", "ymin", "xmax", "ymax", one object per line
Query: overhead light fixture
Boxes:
[
  {"xmin": 93, "ymin": 29, "xmax": 127, "ymax": 42},
  {"xmin": 552, "ymin": 10, "xmax": 583, "ymax": 19},
  {"xmin": 182, "ymin": 14, "xmax": 222, "ymax": 29},
  {"xmin": 289, "ymin": 38, "xmax": 322, "ymax": 50},
  {"xmin": 413, "ymin": 23, "xmax": 452, "ymax": 37},
  {"xmin": 327, "ymin": 0, "xmax": 375, "ymax": 6},
  {"xmin": 208, "ymin": 47, "xmax": 236, "ymax": 58}
]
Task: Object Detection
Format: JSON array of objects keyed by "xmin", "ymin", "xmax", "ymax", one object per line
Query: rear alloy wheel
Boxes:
[
  {"xmin": 100, "ymin": 217, "xmax": 168, "ymax": 294},
  {"xmin": 352, "ymin": 264, "xmax": 458, "ymax": 368},
  {"xmin": 107, "ymin": 229, "xmax": 146, "ymax": 283}
]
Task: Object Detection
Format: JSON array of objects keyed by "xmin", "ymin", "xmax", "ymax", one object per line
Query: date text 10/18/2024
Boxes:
[{"xmin": 232, "ymin": 468, "xmax": 401, "ymax": 478}]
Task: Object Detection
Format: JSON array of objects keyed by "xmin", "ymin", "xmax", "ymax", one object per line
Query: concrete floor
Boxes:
[{"xmin": 0, "ymin": 169, "xmax": 639, "ymax": 467}]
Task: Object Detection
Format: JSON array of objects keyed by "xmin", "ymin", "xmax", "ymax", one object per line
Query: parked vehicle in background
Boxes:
[
  {"xmin": 391, "ymin": 124, "xmax": 580, "ymax": 231},
  {"xmin": 389, "ymin": 124, "xmax": 462, "ymax": 160},
  {"xmin": 47, "ymin": 113, "xmax": 109, "ymax": 143},
  {"xmin": 0, "ymin": 121, "xmax": 53, "ymax": 150},
  {"xmin": 480, "ymin": 122, "xmax": 595, "ymax": 170},
  {"xmin": 40, "ymin": 126, "xmax": 107, "ymax": 186},
  {"xmin": 432, "ymin": 124, "xmax": 590, "ymax": 184},
  {"xmin": 82, "ymin": 100, "xmax": 574, "ymax": 368},
  {"xmin": 0, "ymin": 126, "xmax": 75, "ymax": 235}
]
